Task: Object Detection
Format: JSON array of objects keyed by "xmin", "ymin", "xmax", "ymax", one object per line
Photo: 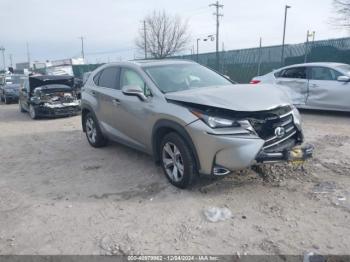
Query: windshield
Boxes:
[
  {"xmin": 143, "ymin": 63, "xmax": 232, "ymax": 93},
  {"xmin": 5, "ymin": 75, "xmax": 23, "ymax": 84},
  {"xmin": 335, "ymin": 64, "xmax": 350, "ymax": 75}
]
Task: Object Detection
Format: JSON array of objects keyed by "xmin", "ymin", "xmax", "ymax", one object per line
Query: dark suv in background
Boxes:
[{"xmin": 0, "ymin": 74, "xmax": 25, "ymax": 104}]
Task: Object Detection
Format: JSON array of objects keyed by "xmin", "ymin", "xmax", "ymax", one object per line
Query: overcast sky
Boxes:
[{"xmin": 0, "ymin": 0, "xmax": 348, "ymax": 65}]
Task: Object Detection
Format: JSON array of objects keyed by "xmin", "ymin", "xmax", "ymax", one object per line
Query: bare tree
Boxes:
[
  {"xmin": 136, "ymin": 11, "xmax": 190, "ymax": 59},
  {"xmin": 332, "ymin": 0, "xmax": 350, "ymax": 28}
]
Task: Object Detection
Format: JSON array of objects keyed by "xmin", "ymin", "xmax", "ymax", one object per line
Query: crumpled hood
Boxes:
[{"xmin": 165, "ymin": 84, "xmax": 291, "ymax": 112}]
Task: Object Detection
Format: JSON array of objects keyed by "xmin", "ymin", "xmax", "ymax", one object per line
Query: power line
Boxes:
[
  {"xmin": 210, "ymin": 1, "xmax": 223, "ymax": 71},
  {"xmin": 85, "ymin": 47, "xmax": 136, "ymax": 56}
]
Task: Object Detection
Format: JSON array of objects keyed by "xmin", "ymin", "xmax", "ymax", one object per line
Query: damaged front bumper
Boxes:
[
  {"xmin": 186, "ymin": 115, "xmax": 313, "ymax": 176},
  {"xmin": 34, "ymin": 102, "xmax": 81, "ymax": 117},
  {"xmin": 255, "ymin": 143, "xmax": 314, "ymax": 164}
]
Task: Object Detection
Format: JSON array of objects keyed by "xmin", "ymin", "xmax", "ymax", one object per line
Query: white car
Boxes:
[{"xmin": 250, "ymin": 62, "xmax": 350, "ymax": 112}]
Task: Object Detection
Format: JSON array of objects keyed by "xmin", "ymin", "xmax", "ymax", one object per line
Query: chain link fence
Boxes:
[{"xmin": 174, "ymin": 37, "xmax": 350, "ymax": 83}]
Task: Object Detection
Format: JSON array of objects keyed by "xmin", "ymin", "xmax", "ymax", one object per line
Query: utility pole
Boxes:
[
  {"xmin": 9, "ymin": 54, "xmax": 13, "ymax": 68},
  {"xmin": 143, "ymin": 20, "xmax": 147, "ymax": 59},
  {"xmin": 210, "ymin": 1, "xmax": 223, "ymax": 71},
  {"xmin": 257, "ymin": 37, "xmax": 262, "ymax": 76},
  {"xmin": 304, "ymin": 30, "xmax": 314, "ymax": 63},
  {"xmin": 79, "ymin": 36, "xmax": 85, "ymax": 59},
  {"xmin": 0, "ymin": 46, "xmax": 5, "ymax": 71},
  {"xmin": 281, "ymin": 5, "xmax": 291, "ymax": 66},
  {"xmin": 26, "ymin": 42, "xmax": 31, "ymax": 68},
  {"xmin": 196, "ymin": 38, "xmax": 200, "ymax": 63}
]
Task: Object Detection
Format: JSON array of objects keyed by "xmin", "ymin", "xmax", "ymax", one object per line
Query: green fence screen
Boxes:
[
  {"xmin": 174, "ymin": 37, "xmax": 350, "ymax": 83},
  {"xmin": 72, "ymin": 64, "xmax": 104, "ymax": 79}
]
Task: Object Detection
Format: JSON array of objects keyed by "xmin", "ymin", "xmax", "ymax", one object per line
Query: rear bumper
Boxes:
[{"xmin": 4, "ymin": 94, "xmax": 19, "ymax": 101}]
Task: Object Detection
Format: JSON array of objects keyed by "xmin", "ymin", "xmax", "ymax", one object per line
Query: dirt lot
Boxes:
[{"xmin": 0, "ymin": 103, "xmax": 350, "ymax": 255}]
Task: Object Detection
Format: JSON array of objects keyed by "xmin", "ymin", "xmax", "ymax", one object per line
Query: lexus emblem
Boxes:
[{"xmin": 274, "ymin": 127, "xmax": 285, "ymax": 138}]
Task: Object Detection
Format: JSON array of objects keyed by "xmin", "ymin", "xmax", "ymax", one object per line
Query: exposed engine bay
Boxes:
[{"xmin": 32, "ymin": 85, "xmax": 80, "ymax": 109}]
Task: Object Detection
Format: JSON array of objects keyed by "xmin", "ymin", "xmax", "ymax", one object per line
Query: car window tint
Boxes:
[
  {"xmin": 280, "ymin": 67, "xmax": 306, "ymax": 79},
  {"xmin": 97, "ymin": 67, "xmax": 120, "ymax": 89},
  {"xmin": 121, "ymin": 68, "xmax": 151, "ymax": 96},
  {"xmin": 310, "ymin": 67, "xmax": 342, "ymax": 81}
]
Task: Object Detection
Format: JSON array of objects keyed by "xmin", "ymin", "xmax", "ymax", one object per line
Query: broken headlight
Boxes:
[
  {"xmin": 291, "ymin": 105, "xmax": 302, "ymax": 128},
  {"xmin": 191, "ymin": 109, "xmax": 251, "ymax": 129}
]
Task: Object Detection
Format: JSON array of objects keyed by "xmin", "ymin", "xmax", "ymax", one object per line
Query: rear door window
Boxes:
[
  {"xmin": 96, "ymin": 67, "xmax": 120, "ymax": 89},
  {"xmin": 279, "ymin": 67, "xmax": 307, "ymax": 79}
]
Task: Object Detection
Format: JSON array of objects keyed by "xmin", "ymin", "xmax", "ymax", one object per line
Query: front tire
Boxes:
[
  {"xmin": 19, "ymin": 100, "xmax": 26, "ymax": 113},
  {"xmin": 160, "ymin": 132, "xmax": 197, "ymax": 189},
  {"xmin": 84, "ymin": 112, "xmax": 107, "ymax": 147},
  {"xmin": 29, "ymin": 104, "xmax": 38, "ymax": 119}
]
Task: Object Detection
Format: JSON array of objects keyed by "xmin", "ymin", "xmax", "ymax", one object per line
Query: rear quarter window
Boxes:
[
  {"xmin": 93, "ymin": 71, "xmax": 102, "ymax": 85},
  {"xmin": 274, "ymin": 71, "xmax": 281, "ymax": 78}
]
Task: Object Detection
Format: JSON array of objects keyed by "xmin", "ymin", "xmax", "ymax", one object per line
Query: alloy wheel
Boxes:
[
  {"xmin": 86, "ymin": 116, "xmax": 97, "ymax": 144},
  {"xmin": 162, "ymin": 142, "xmax": 184, "ymax": 182}
]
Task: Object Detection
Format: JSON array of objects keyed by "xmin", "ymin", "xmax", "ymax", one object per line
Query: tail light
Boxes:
[{"xmin": 250, "ymin": 80, "xmax": 261, "ymax": 84}]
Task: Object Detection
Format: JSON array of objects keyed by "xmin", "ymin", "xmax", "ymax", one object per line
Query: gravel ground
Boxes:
[{"xmin": 0, "ymin": 103, "xmax": 350, "ymax": 255}]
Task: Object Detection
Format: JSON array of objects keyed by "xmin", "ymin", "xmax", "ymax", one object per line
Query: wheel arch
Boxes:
[
  {"xmin": 81, "ymin": 104, "xmax": 95, "ymax": 132},
  {"xmin": 152, "ymin": 119, "xmax": 201, "ymax": 171}
]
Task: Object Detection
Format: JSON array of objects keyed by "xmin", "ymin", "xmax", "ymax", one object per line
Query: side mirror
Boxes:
[
  {"xmin": 122, "ymin": 85, "xmax": 147, "ymax": 101},
  {"xmin": 21, "ymin": 87, "xmax": 27, "ymax": 92},
  {"xmin": 337, "ymin": 76, "xmax": 350, "ymax": 82}
]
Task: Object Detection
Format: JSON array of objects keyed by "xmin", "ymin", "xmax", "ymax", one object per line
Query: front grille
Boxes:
[{"xmin": 250, "ymin": 111, "xmax": 298, "ymax": 151}]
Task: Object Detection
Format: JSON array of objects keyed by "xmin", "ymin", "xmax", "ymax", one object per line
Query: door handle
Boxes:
[{"xmin": 112, "ymin": 99, "xmax": 121, "ymax": 106}]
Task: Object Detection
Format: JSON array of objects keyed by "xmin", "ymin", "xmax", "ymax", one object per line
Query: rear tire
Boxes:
[
  {"xmin": 84, "ymin": 112, "xmax": 107, "ymax": 147},
  {"xmin": 160, "ymin": 132, "xmax": 197, "ymax": 189}
]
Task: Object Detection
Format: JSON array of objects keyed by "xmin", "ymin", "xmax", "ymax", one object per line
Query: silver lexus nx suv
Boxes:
[{"xmin": 81, "ymin": 60, "xmax": 313, "ymax": 188}]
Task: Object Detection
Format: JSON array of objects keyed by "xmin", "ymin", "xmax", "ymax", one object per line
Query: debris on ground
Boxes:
[
  {"xmin": 337, "ymin": 196, "xmax": 346, "ymax": 201},
  {"xmin": 203, "ymin": 207, "xmax": 232, "ymax": 222},
  {"xmin": 312, "ymin": 181, "xmax": 337, "ymax": 194}
]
